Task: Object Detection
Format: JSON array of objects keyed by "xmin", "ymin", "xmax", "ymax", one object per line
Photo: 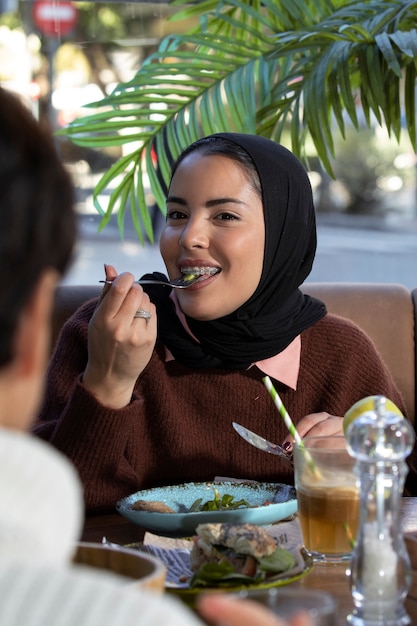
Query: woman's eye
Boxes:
[
  {"xmin": 166, "ymin": 210, "xmax": 187, "ymax": 221},
  {"xmin": 217, "ymin": 212, "xmax": 239, "ymax": 221}
]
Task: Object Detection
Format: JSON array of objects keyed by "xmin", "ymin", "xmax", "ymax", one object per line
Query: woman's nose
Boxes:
[{"xmin": 179, "ymin": 216, "xmax": 209, "ymax": 249}]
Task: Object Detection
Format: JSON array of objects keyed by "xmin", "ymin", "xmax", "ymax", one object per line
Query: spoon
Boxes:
[
  {"xmin": 100, "ymin": 274, "xmax": 205, "ymax": 289},
  {"xmin": 232, "ymin": 422, "xmax": 293, "ymax": 465}
]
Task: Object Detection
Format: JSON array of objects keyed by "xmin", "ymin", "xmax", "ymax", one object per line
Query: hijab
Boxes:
[{"xmin": 142, "ymin": 133, "xmax": 326, "ymax": 369}]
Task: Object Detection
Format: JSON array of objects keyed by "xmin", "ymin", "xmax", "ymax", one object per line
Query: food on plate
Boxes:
[
  {"xmin": 189, "ymin": 489, "xmax": 250, "ymax": 512},
  {"xmin": 131, "ymin": 499, "xmax": 175, "ymax": 513},
  {"xmin": 130, "ymin": 489, "xmax": 251, "ymax": 515},
  {"xmin": 189, "ymin": 522, "xmax": 296, "ymax": 587}
]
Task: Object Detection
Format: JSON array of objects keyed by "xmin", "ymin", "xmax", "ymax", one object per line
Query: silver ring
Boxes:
[{"xmin": 134, "ymin": 308, "xmax": 152, "ymax": 321}]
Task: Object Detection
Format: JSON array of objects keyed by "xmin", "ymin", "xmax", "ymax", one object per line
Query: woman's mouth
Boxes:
[{"xmin": 180, "ymin": 266, "xmax": 221, "ymax": 282}]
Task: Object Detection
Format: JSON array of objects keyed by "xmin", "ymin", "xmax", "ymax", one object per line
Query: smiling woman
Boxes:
[
  {"xmin": 33, "ymin": 133, "xmax": 416, "ymax": 514},
  {"xmin": 160, "ymin": 147, "xmax": 265, "ymax": 321}
]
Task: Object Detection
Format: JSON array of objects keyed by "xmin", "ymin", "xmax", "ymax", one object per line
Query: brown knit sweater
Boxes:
[{"xmin": 34, "ymin": 299, "xmax": 416, "ymax": 511}]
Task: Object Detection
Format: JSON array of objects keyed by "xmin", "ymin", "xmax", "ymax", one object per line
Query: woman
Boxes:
[
  {"xmin": 0, "ymin": 92, "xmax": 312, "ymax": 626},
  {"xmin": 34, "ymin": 133, "xmax": 411, "ymax": 511}
]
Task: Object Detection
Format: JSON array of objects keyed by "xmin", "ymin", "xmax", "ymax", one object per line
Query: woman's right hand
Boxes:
[{"xmin": 82, "ymin": 264, "xmax": 157, "ymax": 409}]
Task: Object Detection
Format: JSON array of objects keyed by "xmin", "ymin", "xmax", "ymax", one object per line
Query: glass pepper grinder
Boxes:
[{"xmin": 345, "ymin": 395, "xmax": 415, "ymax": 626}]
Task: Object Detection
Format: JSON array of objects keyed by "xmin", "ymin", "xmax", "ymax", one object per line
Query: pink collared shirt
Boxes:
[
  {"xmin": 165, "ymin": 292, "xmax": 301, "ymax": 390},
  {"xmin": 254, "ymin": 335, "xmax": 300, "ymax": 390}
]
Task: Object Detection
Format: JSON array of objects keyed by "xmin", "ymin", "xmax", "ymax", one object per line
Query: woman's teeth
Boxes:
[{"xmin": 181, "ymin": 267, "xmax": 220, "ymax": 277}]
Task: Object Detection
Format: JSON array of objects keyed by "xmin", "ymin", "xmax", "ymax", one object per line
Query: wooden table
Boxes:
[{"xmin": 82, "ymin": 498, "xmax": 417, "ymax": 625}]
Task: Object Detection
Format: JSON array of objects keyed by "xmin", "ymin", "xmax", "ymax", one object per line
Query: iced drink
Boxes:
[{"xmin": 294, "ymin": 436, "xmax": 359, "ymax": 562}]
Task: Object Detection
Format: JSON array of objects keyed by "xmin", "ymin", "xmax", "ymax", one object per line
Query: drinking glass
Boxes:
[
  {"xmin": 237, "ymin": 588, "xmax": 337, "ymax": 625},
  {"xmin": 293, "ymin": 435, "xmax": 359, "ymax": 562}
]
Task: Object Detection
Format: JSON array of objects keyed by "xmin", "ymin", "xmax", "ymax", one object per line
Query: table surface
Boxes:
[{"xmin": 81, "ymin": 497, "xmax": 417, "ymax": 625}]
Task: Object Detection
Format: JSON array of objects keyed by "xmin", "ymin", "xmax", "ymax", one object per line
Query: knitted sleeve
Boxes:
[{"xmin": 33, "ymin": 299, "xmax": 144, "ymax": 511}]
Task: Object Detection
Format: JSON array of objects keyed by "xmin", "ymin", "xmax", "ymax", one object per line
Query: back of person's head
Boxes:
[{"xmin": 0, "ymin": 87, "xmax": 76, "ymax": 366}]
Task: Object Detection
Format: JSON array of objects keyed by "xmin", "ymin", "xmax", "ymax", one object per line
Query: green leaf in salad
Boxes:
[
  {"xmin": 189, "ymin": 561, "xmax": 260, "ymax": 588},
  {"xmin": 258, "ymin": 546, "xmax": 296, "ymax": 573},
  {"xmin": 188, "ymin": 488, "xmax": 250, "ymax": 512},
  {"xmin": 189, "ymin": 545, "xmax": 296, "ymax": 588},
  {"xmin": 188, "ymin": 498, "xmax": 203, "ymax": 512}
]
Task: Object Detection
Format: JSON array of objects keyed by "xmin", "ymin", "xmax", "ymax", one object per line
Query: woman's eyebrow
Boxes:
[
  {"xmin": 206, "ymin": 197, "xmax": 243, "ymax": 207},
  {"xmin": 166, "ymin": 195, "xmax": 244, "ymax": 207},
  {"xmin": 166, "ymin": 195, "xmax": 186, "ymax": 205}
]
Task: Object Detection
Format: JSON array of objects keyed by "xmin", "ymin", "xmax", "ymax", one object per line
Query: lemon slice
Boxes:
[{"xmin": 343, "ymin": 395, "xmax": 404, "ymax": 435}]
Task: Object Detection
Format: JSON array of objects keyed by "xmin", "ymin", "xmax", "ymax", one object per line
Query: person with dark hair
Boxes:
[
  {"xmin": 0, "ymin": 89, "xmax": 312, "ymax": 626},
  {"xmin": 33, "ymin": 132, "xmax": 412, "ymax": 514},
  {"xmin": 0, "ymin": 85, "xmax": 76, "ymax": 426},
  {"xmin": 0, "ymin": 92, "xmax": 76, "ymax": 369}
]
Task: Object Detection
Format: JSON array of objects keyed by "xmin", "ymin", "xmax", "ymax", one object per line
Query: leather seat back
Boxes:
[{"xmin": 302, "ymin": 283, "xmax": 415, "ymax": 423}]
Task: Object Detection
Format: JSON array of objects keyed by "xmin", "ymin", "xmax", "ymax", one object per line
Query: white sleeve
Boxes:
[{"xmin": 0, "ymin": 563, "xmax": 204, "ymax": 626}]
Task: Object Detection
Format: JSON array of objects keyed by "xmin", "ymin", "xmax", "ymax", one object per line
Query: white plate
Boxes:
[{"xmin": 116, "ymin": 481, "xmax": 297, "ymax": 537}]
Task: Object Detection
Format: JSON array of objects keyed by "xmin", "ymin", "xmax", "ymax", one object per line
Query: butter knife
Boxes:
[{"xmin": 232, "ymin": 421, "xmax": 293, "ymax": 465}]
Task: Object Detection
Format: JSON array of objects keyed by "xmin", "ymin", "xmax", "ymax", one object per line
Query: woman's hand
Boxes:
[
  {"xmin": 82, "ymin": 264, "xmax": 157, "ymax": 409},
  {"xmin": 197, "ymin": 594, "xmax": 312, "ymax": 626},
  {"xmin": 282, "ymin": 412, "xmax": 344, "ymax": 451}
]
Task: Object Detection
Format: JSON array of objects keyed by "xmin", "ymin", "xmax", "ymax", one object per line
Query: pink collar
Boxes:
[{"xmin": 254, "ymin": 335, "xmax": 300, "ymax": 390}]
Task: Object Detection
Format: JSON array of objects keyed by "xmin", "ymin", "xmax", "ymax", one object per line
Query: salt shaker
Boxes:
[{"xmin": 345, "ymin": 395, "xmax": 415, "ymax": 625}]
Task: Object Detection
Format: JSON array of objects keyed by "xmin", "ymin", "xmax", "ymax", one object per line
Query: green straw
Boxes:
[
  {"xmin": 262, "ymin": 376, "xmax": 303, "ymax": 447},
  {"xmin": 263, "ymin": 376, "xmax": 355, "ymax": 545},
  {"xmin": 262, "ymin": 376, "xmax": 320, "ymax": 478}
]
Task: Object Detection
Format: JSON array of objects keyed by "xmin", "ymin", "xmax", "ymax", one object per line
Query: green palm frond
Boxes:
[{"xmin": 58, "ymin": 0, "xmax": 417, "ymax": 241}]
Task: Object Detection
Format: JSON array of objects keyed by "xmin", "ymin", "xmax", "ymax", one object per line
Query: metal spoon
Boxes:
[
  {"xmin": 100, "ymin": 274, "xmax": 204, "ymax": 289},
  {"xmin": 232, "ymin": 422, "xmax": 293, "ymax": 465}
]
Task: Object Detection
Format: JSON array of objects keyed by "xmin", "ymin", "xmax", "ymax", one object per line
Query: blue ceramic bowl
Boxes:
[{"xmin": 116, "ymin": 481, "xmax": 297, "ymax": 537}]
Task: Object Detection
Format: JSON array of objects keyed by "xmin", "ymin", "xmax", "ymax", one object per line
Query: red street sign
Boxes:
[{"xmin": 33, "ymin": 1, "xmax": 78, "ymax": 37}]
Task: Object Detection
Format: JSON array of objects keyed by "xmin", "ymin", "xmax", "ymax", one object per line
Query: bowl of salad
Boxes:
[{"xmin": 116, "ymin": 481, "xmax": 297, "ymax": 537}]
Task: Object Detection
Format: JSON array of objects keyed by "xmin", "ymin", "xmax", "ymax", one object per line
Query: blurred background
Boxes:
[{"xmin": 1, "ymin": 0, "xmax": 416, "ymax": 288}]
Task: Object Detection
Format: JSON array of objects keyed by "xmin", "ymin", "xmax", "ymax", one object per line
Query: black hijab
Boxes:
[{"xmin": 142, "ymin": 133, "xmax": 326, "ymax": 370}]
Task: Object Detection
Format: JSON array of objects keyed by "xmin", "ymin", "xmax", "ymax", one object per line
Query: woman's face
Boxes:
[{"xmin": 159, "ymin": 152, "xmax": 265, "ymax": 321}]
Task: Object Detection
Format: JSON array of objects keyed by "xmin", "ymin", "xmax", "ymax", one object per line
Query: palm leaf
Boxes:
[{"xmin": 58, "ymin": 0, "xmax": 417, "ymax": 241}]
